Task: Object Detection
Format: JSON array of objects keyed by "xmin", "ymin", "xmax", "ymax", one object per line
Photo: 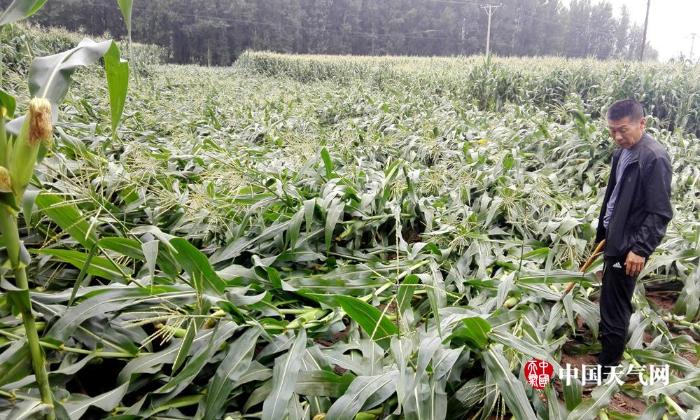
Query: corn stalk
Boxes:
[
  {"xmin": 0, "ymin": 2, "xmax": 129, "ymax": 417},
  {"xmin": 0, "ymin": 99, "xmax": 55, "ymax": 419}
]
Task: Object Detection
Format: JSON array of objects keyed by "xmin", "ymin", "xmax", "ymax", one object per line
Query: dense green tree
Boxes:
[
  {"xmin": 614, "ymin": 5, "xmax": 631, "ymax": 58},
  {"xmin": 0, "ymin": 0, "xmax": 658, "ymax": 65}
]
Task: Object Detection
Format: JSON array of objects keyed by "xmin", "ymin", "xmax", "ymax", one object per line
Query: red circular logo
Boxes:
[{"xmin": 523, "ymin": 359, "xmax": 554, "ymax": 390}]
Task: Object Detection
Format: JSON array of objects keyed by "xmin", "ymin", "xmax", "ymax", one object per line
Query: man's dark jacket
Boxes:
[{"xmin": 595, "ymin": 133, "xmax": 673, "ymax": 259}]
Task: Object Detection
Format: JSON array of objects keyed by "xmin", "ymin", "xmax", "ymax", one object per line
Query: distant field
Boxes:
[
  {"xmin": 1, "ymin": 27, "xmax": 699, "ymax": 419},
  {"xmin": 238, "ymin": 51, "xmax": 700, "ymax": 136}
]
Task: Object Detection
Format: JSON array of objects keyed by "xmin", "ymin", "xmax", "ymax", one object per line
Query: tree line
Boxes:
[{"xmin": 2, "ymin": 0, "xmax": 657, "ymax": 65}]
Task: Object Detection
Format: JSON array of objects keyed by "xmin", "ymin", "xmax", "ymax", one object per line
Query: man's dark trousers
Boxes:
[{"xmin": 598, "ymin": 256, "xmax": 637, "ymax": 369}]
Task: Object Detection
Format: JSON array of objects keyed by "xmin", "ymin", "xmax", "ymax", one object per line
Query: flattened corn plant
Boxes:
[{"xmin": 1, "ymin": 23, "xmax": 700, "ymax": 420}]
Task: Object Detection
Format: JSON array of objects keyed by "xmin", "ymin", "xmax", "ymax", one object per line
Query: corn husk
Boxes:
[
  {"xmin": 0, "ymin": 166, "xmax": 11, "ymax": 193},
  {"xmin": 10, "ymin": 98, "xmax": 52, "ymax": 197}
]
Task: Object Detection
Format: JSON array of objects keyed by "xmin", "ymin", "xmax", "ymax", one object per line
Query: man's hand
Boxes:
[{"xmin": 625, "ymin": 251, "xmax": 645, "ymax": 277}]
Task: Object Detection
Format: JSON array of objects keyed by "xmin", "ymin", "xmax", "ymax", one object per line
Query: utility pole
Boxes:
[
  {"xmin": 639, "ymin": 0, "xmax": 651, "ymax": 61},
  {"xmin": 461, "ymin": 16, "xmax": 467, "ymax": 55},
  {"xmin": 690, "ymin": 33, "xmax": 698, "ymax": 61},
  {"xmin": 481, "ymin": 3, "xmax": 502, "ymax": 59}
]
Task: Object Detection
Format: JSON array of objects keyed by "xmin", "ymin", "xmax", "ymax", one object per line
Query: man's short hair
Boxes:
[{"xmin": 607, "ymin": 99, "xmax": 644, "ymax": 121}]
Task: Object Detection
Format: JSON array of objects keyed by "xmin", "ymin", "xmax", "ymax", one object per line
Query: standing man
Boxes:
[{"xmin": 594, "ymin": 99, "xmax": 673, "ymax": 379}]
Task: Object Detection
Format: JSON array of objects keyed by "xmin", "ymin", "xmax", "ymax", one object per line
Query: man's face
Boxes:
[{"xmin": 607, "ymin": 116, "xmax": 645, "ymax": 149}]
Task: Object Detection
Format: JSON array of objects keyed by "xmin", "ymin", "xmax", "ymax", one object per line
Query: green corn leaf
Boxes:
[
  {"xmin": 294, "ymin": 370, "xmax": 355, "ymax": 398},
  {"xmin": 68, "ymin": 244, "xmax": 97, "ymax": 305},
  {"xmin": 482, "ymin": 346, "xmax": 537, "ymax": 420},
  {"xmin": 118, "ymin": 331, "xmax": 215, "ymax": 383},
  {"xmin": 490, "ymin": 329, "xmax": 561, "ymax": 371},
  {"xmin": 244, "ymin": 379, "xmax": 272, "ymax": 412},
  {"xmin": 449, "ymin": 316, "xmax": 492, "ymax": 350},
  {"xmin": 321, "ymin": 147, "xmax": 334, "ymax": 178},
  {"xmin": 448, "ymin": 377, "xmax": 484, "ymax": 412},
  {"xmin": 0, "ymin": 341, "xmax": 31, "ymax": 387},
  {"xmin": 426, "ymin": 377, "xmax": 449, "ymax": 420},
  {"xmin": 397, "ymin": 274, "xmax": 420, "ymax": 315},
  {"xmin": 1, "ymin": 277, "xmax": 31, "ymax": 317},
  {"xmin": 63, "ymin": 382, "xmax": 129, "ymax": 419},
  {"xmin": 170, "ymin": 237, "xmax": 226, "ymax": 295},
  {"xmin": 4, "ymin": 400, "xmax": 48, "ymax": 420},
  {"xmin": 47, "ymin": 287, "xmax": 173, "ymax": 342},
  {"xmin": 287, "ymin": 395, "xmax": 309, "ymax": 420},
  {"xmin": 414, "ymin": 335, "xmax": 442, "ymax": 387},
  {"xmin": 6, "ymin": 39, "xmax": 127, "ymax": 137},
  {"xmin": 304, "ymin": 199, "xmax": 315, "ymax": 234},
  {"xmin": 36, "ymin": 193, "xmax": 98, "ymax": 249},
  {"xmin": 35, "ymin": 248, "xmax": 130, "ymax": 282},
  {"xmin": 567, "ymin": 380, "xmax": 619, "ymax": 420},
  {"xmin": 261, "ymin": 328, "xmax": 307, "ymax": 420},
  {"xmin": 432, "ymin": 346, "xmax": 463, "ymax": 381},
  {"xmin": 627, "ymin": 349, "xmax": 696, "ymax": 374},
  {"xmin": 21, "ymin": 187, "xmax": 40, "ymax": 225},
  {"xmin": 171, "ymin": 319, "xmax": 197, "ymax": 375},
  {"xmin": 563, "ymin": 377, "xmax": 583, "ymax": 411},
  {"xmin": 391, "ymin": 336, "xmax": 414, "ymax": 406},
  {"xmin": 141, "ymin": 394, "xmax": 203, "ymax": 418},
  {"xmin": 99, "ymin": 237, "xmax": 144, "ymax": 261},
  {"xmin": 0, "ymin": 89, "xmax": 16, "ymax": 117},
  {"xmin": 0, "ymin": 0, "xmax": 47, "ymax": 26},
  {"xmin": 115, "ymin": 0, "xmax": 133, "ymax": 36},
  {"xmin": 335, "ymin": 295, "xmax": 398, "ymax": 350},
  {"xmin": 267, "ymin": 266, "xmax": 283, "ymax": 289},
  {"xmin": 298, "ymin": 348, "xmax": 334, "ymax": 415},
  {"xmin": 202, "ymin": 328, "xmax": 261, "ymax": 420},
  {"xmin": 639, "ymin": 402, "xmax": 668, "ymax": 420},
  {"xmin": 287, "ymin": 207, "xmax": 304, "ymax": 248},
  {"xmin": 142, "ymin": 239, "xmax": 159, "ymax": 280},
  {"xmin": 325, "ymin": 370, "xmax": 399, "ymax": 420},
  {"xmin": 572, "ymin": 296, "xmax": 600, "ymax": 339},
  {"xmin": 642, "ymin": 369, "xmax": 700, "ymax": 397},
  {"xmin": 30, "ymin": 39, "xmax": 110, "ymax": 103},
  {"xmin": 324, "ymin": 199, "xmax": 344, "ymax": 252},
  {"xmin": 545, "ymin": 383, "xmax": 567, "ymax": 420},
  {"xmin": 156, "ymin": 321, "xmax": 238, "ymax": 395},
  {"xmin": 104, "ymin": 42, "xmax": 129, "ymax": 134}
]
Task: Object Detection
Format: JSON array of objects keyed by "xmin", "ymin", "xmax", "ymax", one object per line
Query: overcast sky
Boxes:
[{"xmin": 565, "ymin": 0, "xmax": 699, "ymax": 61}]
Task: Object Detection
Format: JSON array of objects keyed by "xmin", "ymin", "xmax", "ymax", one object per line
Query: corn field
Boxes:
[{"xmin": 0, "ymin": 21, "xmax": 699, "ymax": 420}]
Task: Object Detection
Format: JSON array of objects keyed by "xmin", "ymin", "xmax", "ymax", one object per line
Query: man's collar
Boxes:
[
  {"xmin": 617, "ymin": 132, "xmax": 647, "ymax": 154},
  {"xmin": 623, "ymin": 134, "xmax": 647, "ymax": 164},
  {"xmin": 613, "ymin": 133, "xmax": 647, "ymax": 162},
  {"xmin": 629, "ymin": 132, "xmax": 649, "ymax": 150}
]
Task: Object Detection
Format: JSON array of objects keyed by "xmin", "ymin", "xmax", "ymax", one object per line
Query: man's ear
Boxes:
[{"xmin": 640, "ymin": 117, "xmax": 646, "ymax": 129}]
